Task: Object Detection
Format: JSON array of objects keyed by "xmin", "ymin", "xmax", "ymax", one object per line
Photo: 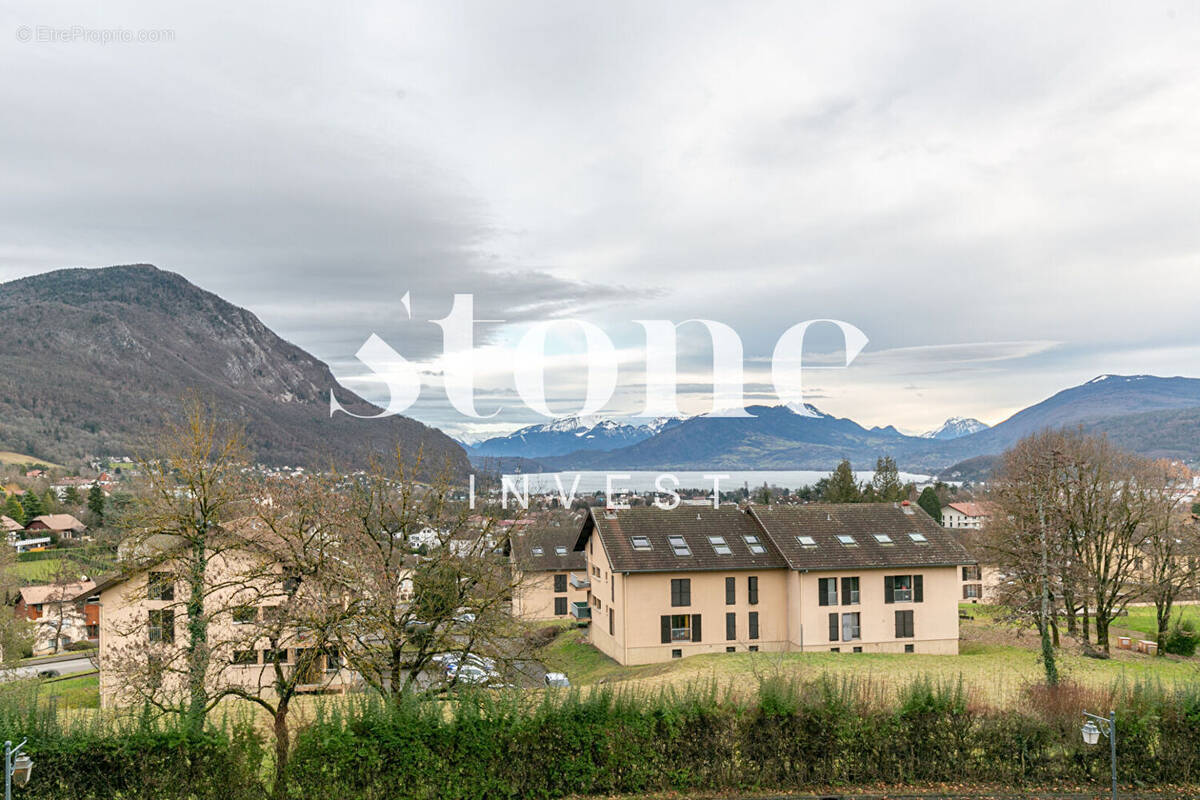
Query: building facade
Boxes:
[
  {"xmin": 510, "ymin": 523, "xmax": 590, "ymax": 620},
  {"xmin": 573, "ymin": 502, "xmax": 972, "ymax": 665}
]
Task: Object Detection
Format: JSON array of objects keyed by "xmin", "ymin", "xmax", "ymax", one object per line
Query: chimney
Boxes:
[{"xmin": 901, "ymin": 500, "xmax": 914, "ymax": 515}]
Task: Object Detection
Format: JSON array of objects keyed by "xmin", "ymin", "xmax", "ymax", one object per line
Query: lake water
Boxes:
[{"xmin": 501, "ymin": 469, "xmax": 933, "ymax": 494}]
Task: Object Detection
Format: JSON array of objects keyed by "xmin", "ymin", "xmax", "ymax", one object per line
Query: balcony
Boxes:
[
  {"xmin": 569, "ymin": 572, "xmax": 590, "ymax": 589},
  {"xmin": 570, "ymin": 601, "xmax": 591, "ymax": 621}
]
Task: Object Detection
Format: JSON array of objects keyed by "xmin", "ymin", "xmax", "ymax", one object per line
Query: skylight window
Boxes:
[
  {"xmin": 874, "ymin": 534, "xmax": 894, "ymax": 545},
  {"xmin": 630, "ymin": 535, "xmax": 652, "ymax": 551},
  {"xmin": 909, "ymin": 532, "xmax": 929, "ymax": 544},
  {"xmin": 743, "ymin": 534, "xmax": 766, "ymax": 554},
  {"xmin": 708, "ymin": 535, "xmax": 732, "ymax": 555},
  {"xmin": 797, "ymin": 535, "xmax": 817, "ymax": 549},
  {"xmin": 531, "ymin": 546, "xmax": 544, "ymax": 556},
  {"xmin": 555, "ymin": 546, "xmax": 567, "ymax": 556},
  {"xmin": 667, "ymin": 535, "xmax": 692, "ymax": 556},
  {"xmin": 837, "ymin": 535, "xmax": 858, "ymax": 547}
]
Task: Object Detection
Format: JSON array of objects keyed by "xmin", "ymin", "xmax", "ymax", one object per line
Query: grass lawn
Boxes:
[
  {"xmin": 0, "ymin": 450, "xmax": 62, "ymax": 468},
  {"xmin": 1111, "ymin": 604, "xmax": 1200, "ymax": 638},
  {"xmin": 39, "ymin": 671, "xmax": 100, "ymax": 710},
  {"xmin": 5, "ymin": 558, "xmax": 73, "ymax": 582},
  {"xmin": 540, "ymin": 608, "xmax": 1200, "ymax": 707}
]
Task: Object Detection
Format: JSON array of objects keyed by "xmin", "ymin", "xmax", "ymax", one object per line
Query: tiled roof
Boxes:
[
  {"xmin": 28, "ymin": 514, "xmax": 86, "ymax": 532},
  {"xmin": 749, "ymin": 503, "xmax": 974, "ymax": 570},
  {"xmin": 20, "ymin": 580, "xmax": 96, "ymax": 606},
  {"xmin": 511, "ymin": 523, "xmax": 586, "ymax": 572},
  {"xmin": 574, "ymin": 506, "xmax": 787, "ymax": 573},
  {"xmin": 0, "ymin": 515, "xmax": 22, "ymax": 532},
  {"xmin": 945, "ymin": 501, "xmax": 996, "ymax": 518}
]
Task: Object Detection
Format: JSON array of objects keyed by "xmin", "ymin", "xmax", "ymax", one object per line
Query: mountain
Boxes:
[
  {"xmin": 468, "ymin": 415, "xmax": 683, "ymax": 459},
  {"xmin": 538, "ymin": 403, "xmax": 913, "ymax": 471},
  {"xmin": 0, "ymin": 265, "xmax": 469, "ymax": 475},
  {"xmin": 921, "ymin": 417, "xmax": 989, "ymax": 440},
  {"xmin": 533, "ymin": 375, "xmax": 1200, "ymax": 473}
]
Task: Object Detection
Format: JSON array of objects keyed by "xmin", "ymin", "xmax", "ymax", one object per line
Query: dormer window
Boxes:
[
  {"xmin": 874, "ymin": 534, "xmax": 894, "ymax": 546},
  {"xmin": 797, "ymin": 535, "xmax": 817, "ymax": 549},
  {"xmin": 837, "ymin": 535, "xmax": 858, "ymax": 548},
  {"xmin": 630, "ymin": 535, "xmax": 652, "ymax": 551},
  {"xmin": 909, "ymin": 532, "xmax": 929, "ymax": 544},
  {"xmin": 743, "ymin": 534, "xmax": 766, "ymax": 555},
  {"xmin": 667, "ymin": 535, "xmax": 691, "ymax": 556},
  {"xmin": 531, "ymin": 546, "xmax": 544, "ymax": 556},
  {"xmin": 708, "ymin": 535, "xmax": 732, "ymax": 555}
]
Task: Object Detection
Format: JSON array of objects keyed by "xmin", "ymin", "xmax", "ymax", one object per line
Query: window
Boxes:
[
  {"xmin": 874, "ymin": 534, "xmax": 894, "ymax": 545},
  {"xmin": 147, "ymin": 572, "xmax": 174, "ymax": 601},
  {"xmin": 841, "ymin": 576, "xmax": 860, "ymax": 605},
  {"xmin": 797, "ymin": 535, "xmax": 817, "ymax": 549},
  {"xmin": 283, "ymin": 571, "xmax": 302, "ymax": 596},
  {"xmin": 264, "ymin": 648, "xmax": 289, "ymax": 664},
  {"xmin": 905, "ymin": 643, "xmax": 915, "ymax": 653},
  {"xmin": 895, "ymin": 609, "xmax": 914, "ymax": 638},
  {"xmin": 708, "ymin": 535, "xmax": 732, "ymax": 555},
  {"xmin": 725, "ymin": 646, "xmax": 736, "ymax": 653},
  {"xmin": 553, "ymin": 574, "xmax": 567, "ymax": 593},
  {"xmin": 148, "ymin": 609, "xmax": 174, "ymax": 644},
  {"xmin": 748, "ymin": 645, "xmax": 759, "ymax": 652},
  {"xmin": 670, "ymin": 578, "xmax": 691, "ymax": 607},
  {"xmin": 555, "ymin": 546, "xmax": 567, "ymax": 557},
  {"xmin": 748, "ymin": 611, "xmax": 759, "ymax": 640},
  {"xmin": 828, "ymin": 612, "xmax": 839, "ymax": 641},
  {"xmin": 909, "ymin": 532, "xmax": 929, "ymax": 544},
  {"xmin": 743, "ymin": 534, "xmax": 766, "ymax": 554},
  {"xmin": 630, "ymin": 535, "xmax": 652, "ymax": 550},
  {"xmin": 748, "ymin": 575, "xmax": 759, "ymax": 605},
  {"xmin": 232, "ymin": 650, "xmax": 257, "ymax": 666},
  {"xmin": 830, "ymin": 647, "xmax": 840, "ymax": 653},
  {"xmin": 837, "ymin": 534, "xmax": 858, "ymax": 548},
  {"xmin": 323, "ymin": 647, "xmax": 342, "ymax": 673},
  {"xmin": 609, "ymin": 607, "xmax": 614, "ymax": 635},
  {"xmin": 668, "ymin": 535, "xmax": 691, "ymax": 556},
  {"xmin": 841, "ymin": 612, "xmax": 861, "ymax": 641},
  {"xmin": 531, "ymin": 546, "xmax": 544, "ymax": 556},
  {"xmin": 232, "ymin": 606, "xmax": 257, "ymax": 624},
  {"xmin": 726, "ymin": 612, "xmax": 736, "ymax": 640},
  {"xmin": 885, "ymin": 574, "xmax": 923, "ymax": 603},
  {"xmin": 661, "ymin": 614, "xmax": 701, "ymax": 642},
  {"xmin": 963, "ymin": 583, "xmax": 981, "ymax": 600},
  {"xmin": 672, "ymin": 649, "xmax": 682, "ymax": 659},
  {"xmin": 725, "ymin": 576, "xmax": 736, "ymax": 605},
  {"xmin": 962, "ymin": 565, "xmax": 981, "ymax": 581},
  {"xmin": 818, "ymin": 577, "xmax": 838, "ymax": 606},
  {"xmin": 852, "ymin": 646, "xmax": 863, "ymax": 653},
  {"xmin": 554, "ymin": 597, "xmax": 568, "ymax": 616}
]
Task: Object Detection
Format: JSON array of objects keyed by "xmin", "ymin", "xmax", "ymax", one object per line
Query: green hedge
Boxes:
[{"xmin": 4, "ymin": 676, "xmax": 1200, "ymax": 799}]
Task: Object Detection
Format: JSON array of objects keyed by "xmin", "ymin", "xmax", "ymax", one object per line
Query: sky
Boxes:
[{"xmin": 4, "ymin": 2, "xmax": 1200, "ymax": 440}]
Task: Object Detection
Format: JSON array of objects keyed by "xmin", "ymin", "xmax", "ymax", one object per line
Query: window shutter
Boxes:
[
  {"xmin": 894, "ymin": 610, "xmax": 903, "ymax": 638},
  {"xmin": 661, "ymin": 615, "xmax": 671, "ymax": 644},
  {"xmin": 682, "ymin": 579, "xmax": 691, "ymax": 606},
  {"xmin": 749, "ymin": 611, "xmax": 759, "ymax": 640},
  {"xmin": 828, "ymin": 612, "xmax": 839, "ymax": 641},
  {"xmin": 726, "ymin": 612, "xmax": 736, "ymax": 640},
  {"xmin": 914, "ymin": 575, "xmax": 923, "ymax": 603},
  {"xmin": 725, "ymin": 577, "xmax": 735, "ymax": 605},
  {"xmin": 748, "ymin": 576, "xmax": 759, "ymax": 605},
  {"xmin": 691, "ymin": 614, "xmax": 702, "ymax": 643},
  {"xmin": 884, "ymin": 575, "xmax": 895, "ymax": 604}
]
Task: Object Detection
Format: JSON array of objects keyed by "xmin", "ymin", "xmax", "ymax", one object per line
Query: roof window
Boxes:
[
  {"xmin": 743, "ymin": 534, "xmax": 766, "ymax": 554},
  {"xmin": 668, "ymin": 535, "xmax": 692, "ymax": 556},
  {"xmin": 708, "ymin": 535, "xmax": 732, "ymax": 555},
  {"xmin": 630, "ymin": 535, "xmax": 652, "ymax": 551}
]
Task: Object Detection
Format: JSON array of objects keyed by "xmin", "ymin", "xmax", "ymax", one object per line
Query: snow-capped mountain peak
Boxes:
[
  {"xmin": 784, "ymin": 401, "xmax": 828, "ymax": 418},
  {"xmin": 920, "ymin": 416, "xmax": 989, "ymax": 440}
]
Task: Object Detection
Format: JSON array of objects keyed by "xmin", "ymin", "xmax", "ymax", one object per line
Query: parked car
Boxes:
[
  {"xmin": 437, "ymin": 652, "xmax": 496, "ymax": 671},
  {"xmin": 446, "ymin": 663, "xmax": 499, "ymax": 685},
  {"xmin": 37, "ymin": 669, "xmax": 60, "ymax": 679},
  {"xmin": 453, "ymin": 611, "xmax": 477, "ymax": 625},
  {"xmin": 543, "ymin": 672, "xmax": 570, "ymax": 688}
]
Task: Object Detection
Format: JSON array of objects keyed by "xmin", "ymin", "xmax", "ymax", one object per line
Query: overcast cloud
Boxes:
[{"xmin": 4, "ymin": 2, "xmax": 1200, "ymax": 438}]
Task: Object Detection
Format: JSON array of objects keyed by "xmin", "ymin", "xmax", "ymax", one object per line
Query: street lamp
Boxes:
[
  {"xmin": 1081, "ymin": 710, "xmax": 1117, "ymax": 800},
  {"xmin": 4, "ymin": 739, "xmax": 33, "ymax": 800}
]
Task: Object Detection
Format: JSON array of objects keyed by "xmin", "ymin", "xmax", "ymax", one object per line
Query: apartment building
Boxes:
[
  {"xmin": 573, "ymin": 502, "xmax": 972, "ymax": 665},
  {"xmin": 941, "ymin": 502, "xmax": 996, "ymax": 530},
  {"xmin": 510, "ymin": 524, "xmax": 590, "ymax": 620}
]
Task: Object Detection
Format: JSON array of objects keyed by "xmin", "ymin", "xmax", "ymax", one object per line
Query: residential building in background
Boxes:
[
  {"xmin": 941, "ymin": 502, "xmax": 996, "ymax": 529},
  {"xmin": 510, "ymin": 522, "xmax": 589, "ymax": 620}
]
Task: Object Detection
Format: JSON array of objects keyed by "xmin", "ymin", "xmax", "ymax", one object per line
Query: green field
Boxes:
[
  {"xmin": 5, "ymin": 558, "xmax": 72, "ymax": 582},
  {"xmin": 38, "ymin": 671, "xmax": 99, "ymax": 709},
  {"xmin": 0, "ymin": 450, "xmax": 62, "ymax": 468},
  {"xmin": 1111, "ymin": 604, "xmax": 1200, "ymax": 637}
]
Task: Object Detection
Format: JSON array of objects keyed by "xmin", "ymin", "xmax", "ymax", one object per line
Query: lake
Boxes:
[{"xmin": 501, "ymin": 469, "xmax": 934, "ymax": 494}]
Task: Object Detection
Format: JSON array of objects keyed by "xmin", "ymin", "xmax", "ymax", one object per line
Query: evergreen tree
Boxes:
[
  {"xmin": 87, "ymin": 483, "xmax": 106, "ymax": 524},
  {"xmin": 917, "ymin": 486, "xmax": 941, "ymax": 522},
  {"xmin": 63, "ymin": 486, "xmax": 82, "ymax": 506},
  {"xmin": 871, "ymin": 456, "xmax": 903, "ymax": 502},
  {"xmin": 19, "ymin": 491, "xmax": 44, "ymax": 522},
  {"xmin": 823, "ymin": 459, "xmax": 862, "ymax": 503},
  {"xmin": 3, "ymin": 494, "xmax": 25, "ymax": 526}
]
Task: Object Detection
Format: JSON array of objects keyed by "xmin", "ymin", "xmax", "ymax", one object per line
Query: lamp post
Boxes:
[
  {"xmin": 4, "ymin": 739, "xmax": 33, "ymax": 800},
  {"xmin": 1081, "ymin": 710, "xmax": 1117, "ymax": 800}
]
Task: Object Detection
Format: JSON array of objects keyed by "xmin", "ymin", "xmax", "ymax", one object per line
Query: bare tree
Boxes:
[{"xmin": 1139, "ymin": 460, "xmax": 1196, "ymax": 652}]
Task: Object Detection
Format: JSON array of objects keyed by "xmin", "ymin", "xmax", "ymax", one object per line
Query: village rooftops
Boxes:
[
  {"xmin": 20, "ymin": 580, "xmax": 97, "ymax": 607},
  {"xmin": 944, "ymin": 501, "xmax": 996, "ymax": 518},
  {"xmin": 749, "ymin": 504, "xmax": 974, "ymax": 571},
  {"xmin": 574, "ymin": 506, "xmax": 787, "ymax": 573},
  {"xmin": 26, "ymin": 513, "xmax": 87, "ymax": 533},
  {"xmin": 511, "ymin": 523, "xmax": 586, "ymax": 571}
]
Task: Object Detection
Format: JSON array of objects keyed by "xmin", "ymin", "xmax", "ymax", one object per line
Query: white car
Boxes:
[
  {"xmin": 447, "ymin": 663, "xmax": 499, "ymax": 685},
  {"xmin": 438, "ymin": 652, "xmax": 496, "ymax": 671},
  {"xmin": 544, "ymin": 672, "xmax": 570, "ymax": 688}
]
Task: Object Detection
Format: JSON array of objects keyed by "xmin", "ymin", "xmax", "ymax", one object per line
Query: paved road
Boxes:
[{"xmin": 2, "ymin": 653, "xmax": 95, "ymax": 681}]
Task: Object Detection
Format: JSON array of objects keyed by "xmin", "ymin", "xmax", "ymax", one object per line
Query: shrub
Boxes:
[{"xmin": 1164, "ymin": 619, "xmax": 1197, "ymax": 657}]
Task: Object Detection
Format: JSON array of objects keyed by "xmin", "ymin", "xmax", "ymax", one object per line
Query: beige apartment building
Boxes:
[
  {"xmin": 510, "ymin": 524, "xmax": 590, "ymax": 620},
  {"xmin": 87, "ymin": 534, "xmax": 357, "ymax": 710},
  {"xmin": 573, "ymin": 502, "xmax": 972, "ymax": 665}
]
